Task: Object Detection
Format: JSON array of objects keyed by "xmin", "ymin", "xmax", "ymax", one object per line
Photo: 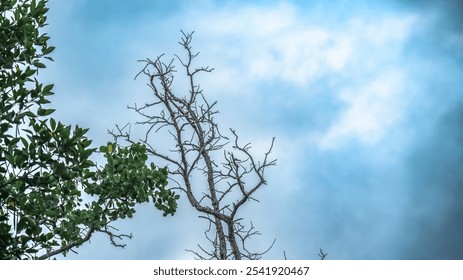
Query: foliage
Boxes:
[{"xmin": 0, "ymin": 0, "xmax": 178, "ymax": 259}]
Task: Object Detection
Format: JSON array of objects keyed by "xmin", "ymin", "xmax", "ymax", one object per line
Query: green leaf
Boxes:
[
  {"xmin": 42, "ymin": 46, "xmax": 55, "ymax": 55},
  {"xmin": 50, "ymin": 118, "xmax": 56, "ymax": 130},
  {"xmin": 81, "ymin": 139, "xmax": 92, "ymax": 148},
  {"xmin": 33, "ymin": 61, "xmax": 46, "ymax": 68},
  {"xmin": 141, "ymin": 153, "xmax": 148, "ymax": 161},
  {"xmin": 65, "ymin": 203, "xmax": 73, "ymax": 213},
  {"xmin": 17, "ymin": 217, "xmax": 28, "ymax": 232},
  {"xmin": 81, "ymin": 159, "xmax": 94, "ymax": 168},
  {"xmin": 107, "ymin": 142, "xmax": 113, "ymax": 153},
  {"xmin": 22, "ymin": 111, "xmax": 36, "ymax": 118},
  {"xmin": 24, "ymin": 68, "xmax": 36, "ymax": 77},
  {"xmin": 43, "ymin": 84, "xmax": 54, "ymax": 93},
  {"xmin": 37, "ymin": 108, "xmax": 55, "ymax": 116}
]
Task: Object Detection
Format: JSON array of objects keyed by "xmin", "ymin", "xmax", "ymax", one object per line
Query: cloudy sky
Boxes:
[{"xmin": 41, "ymin": 0, "xmax": 463, "ymax": 259}]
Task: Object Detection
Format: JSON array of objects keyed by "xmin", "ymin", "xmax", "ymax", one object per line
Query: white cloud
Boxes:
[
  {"xmin": 189, "ymin": 3, "xmax": 349, "ymax": 87},
  {"xmin": 187, "ymin": 4, "xmax": 416, "ymax": 91},
  {"xmin": 324, "ymin": 36, "xmax": 353, "ymax": 71},
  {"xmin": 184, "ymin": 4, "xmax": 417, "ymax": 151},
  {"xmin": 318, "ymin": 71, "xmax": 405, "ymax": 149}
]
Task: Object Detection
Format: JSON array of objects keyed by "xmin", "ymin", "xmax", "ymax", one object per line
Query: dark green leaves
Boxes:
[
  {"xmin": 33, "ymin": 61, "xmax": 46, "ymax": 68},
  {"xmin": 41, "ymin": 46, "xmax": 55, "ymax": 55},
  {"xmin": 0, "ymin": 0, "xmax": 178, "ymax": 260},
  {"xmin": 86, "ymin": 143, "xmax": 178, "ymax": 220},
  {"xmin": 43, "ymin": 83, "xmax": 53, "ymax": 93},
  {"xmin": 37, "ymin": 107, "xmax": 55, "ymax": 116}
]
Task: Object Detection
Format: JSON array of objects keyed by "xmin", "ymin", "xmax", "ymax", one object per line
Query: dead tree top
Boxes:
[{"xmin": 110, "ymin": 31, "xmax": 276, "ymax": 259}]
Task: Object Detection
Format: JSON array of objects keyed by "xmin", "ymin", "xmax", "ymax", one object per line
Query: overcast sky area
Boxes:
[{"xmin": 40, "ymin": 0, "xmax": 463, "ymax": 259}]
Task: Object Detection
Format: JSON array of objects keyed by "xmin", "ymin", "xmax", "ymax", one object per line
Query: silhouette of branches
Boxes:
[{"xmin": 110, "ymin": 31, "xmax": 276, "ymax": 259}]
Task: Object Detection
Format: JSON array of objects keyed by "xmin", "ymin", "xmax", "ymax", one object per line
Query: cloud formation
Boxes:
[{"xmin": 43, "ymin": 0, "xmax": 463, "ymax": 259}]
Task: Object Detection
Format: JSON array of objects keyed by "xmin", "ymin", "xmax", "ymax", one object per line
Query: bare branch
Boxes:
[
  {"xmin": 318, "ymin": 248, "xmax": 328, "ymax": 260},
  {"xmin": 114, "ymin": 31, "xmax": 277, "ymax": 259}
]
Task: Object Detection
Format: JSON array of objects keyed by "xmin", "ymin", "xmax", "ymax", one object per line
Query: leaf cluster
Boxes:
[
  {"xmin": 0, "ymin": 0, "xmax": 178, "ymax": 259},
  {"xmin": 86, "ymin": 143, "xmax": 178, "ymax": 221}
]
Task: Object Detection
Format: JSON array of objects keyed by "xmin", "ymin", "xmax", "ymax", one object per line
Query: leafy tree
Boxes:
[
  {"xmin": 111, "ymin": 31, "xmax": 277, "ymax": 259},
  {"xmin": 0, "ymin": 0, "xmax": 178, "ymax": 259}
]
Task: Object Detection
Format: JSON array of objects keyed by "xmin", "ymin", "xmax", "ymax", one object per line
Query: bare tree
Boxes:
[{"xmin": 110, "ymin": 31, "xmax": 276, "ymax": 259}]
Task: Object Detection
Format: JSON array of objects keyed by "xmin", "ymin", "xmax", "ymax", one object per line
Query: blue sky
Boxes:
[{"xmin": 41, "ymin": 0, "xmax": 463, "ymax": 259}]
